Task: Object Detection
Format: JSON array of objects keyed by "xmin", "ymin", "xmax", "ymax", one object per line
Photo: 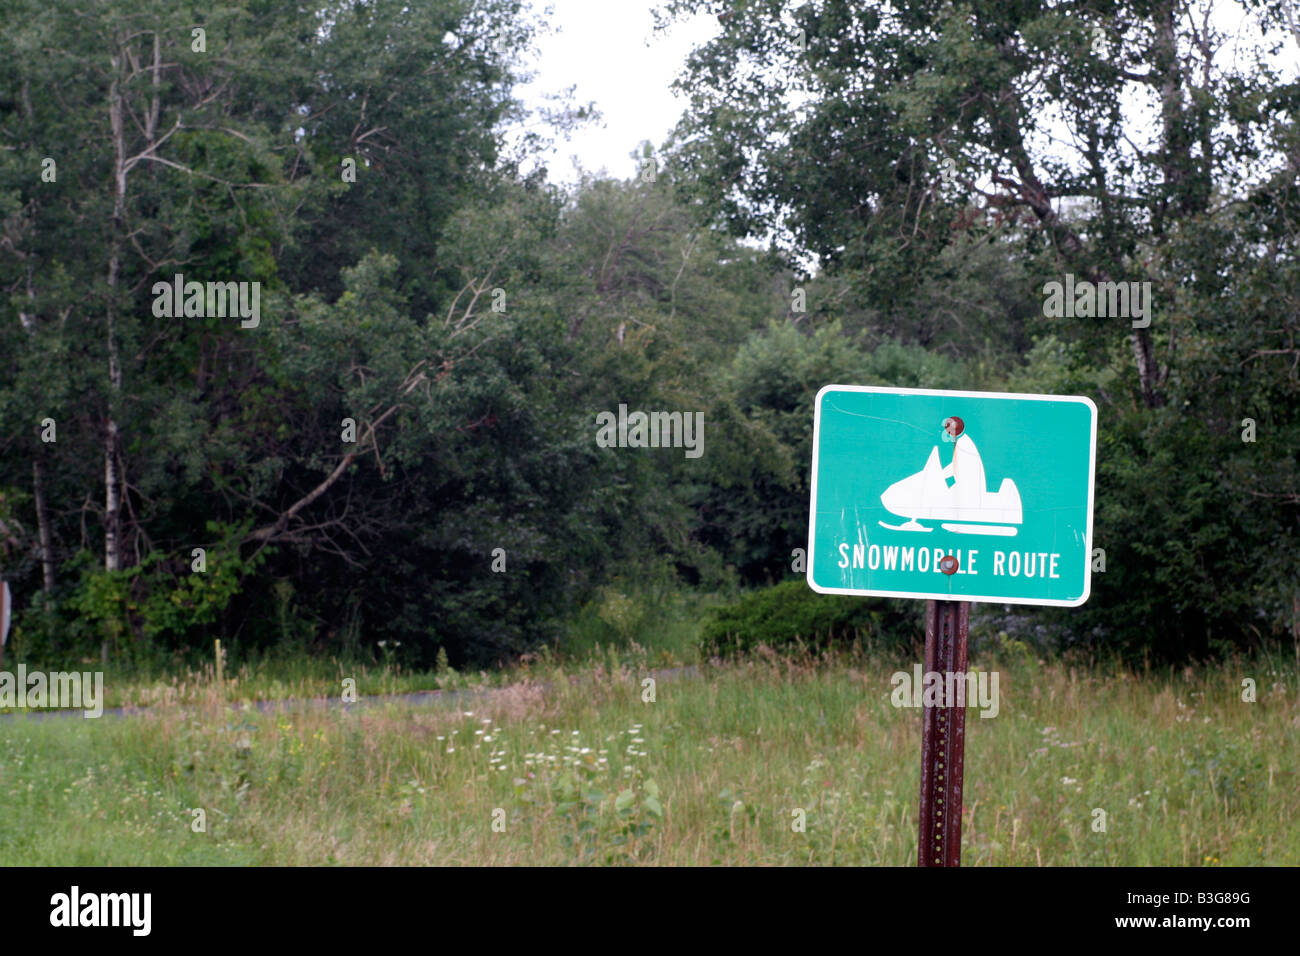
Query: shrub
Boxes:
[{"xmin": 699, "ymin": 580, "xmax": 919, "ymax": 656}]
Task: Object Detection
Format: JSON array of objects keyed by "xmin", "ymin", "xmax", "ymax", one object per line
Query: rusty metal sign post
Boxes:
[
  {"xmin": 919, "ymin": 594, "xmax": 969, "ymax": 866},
  {"xmin": 919, "ymin": 445, "xmax": 971, "ymax": 868}
]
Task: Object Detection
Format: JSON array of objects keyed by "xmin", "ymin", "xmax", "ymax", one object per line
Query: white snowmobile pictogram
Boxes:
[{"xmin": 877, "ymin": 433, "xmax": 1022, "ymax": 536}]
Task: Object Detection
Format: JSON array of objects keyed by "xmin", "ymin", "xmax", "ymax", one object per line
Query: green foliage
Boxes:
[
  {"xmin": 13, "ymin": 529, "xmax": 267, "ymax": 668},
  {"xmin": 66, "ymin": 524, "xmax": 267, "ymax": 648},
  {"xmin": 2, "ymin": 0, "xmax": 1297, "ymax": 673},
  {"xmin": 596, "ymin": 588, "xmax": 644, "ymax": 643},
  {"xmin": 512, "ymin": 748, "xmax": 664, "ymax": 864},
  {"xmin": 659, "ymin": 0, "xmax": 1299, "ymax": 660},
  {"xmin": 694, "ymin": 323, "xmax": 969, "ymax": 584},
  {"xmin": 700, "ymin": 580, "xmax": 919, "ymax": 657}
]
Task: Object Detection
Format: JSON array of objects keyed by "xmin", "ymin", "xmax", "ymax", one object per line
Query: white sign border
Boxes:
[{"xmin": 806, "ymin": 384, "xmax": 1098, "ymax": 608}]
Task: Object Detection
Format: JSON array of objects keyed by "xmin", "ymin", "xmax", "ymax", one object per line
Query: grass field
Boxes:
[{"xmin": 1, "ymin": 632, "xmax": 1296, "ymax": 865}]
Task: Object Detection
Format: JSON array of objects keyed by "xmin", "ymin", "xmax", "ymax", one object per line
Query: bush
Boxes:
[{"xmin": 699, "ymin": 580, "xmax": 920, "ymax": 656}]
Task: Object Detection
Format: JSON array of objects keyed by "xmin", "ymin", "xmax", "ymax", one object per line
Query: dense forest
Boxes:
[{"xmin": 1, "ymin": 0, "xmax": 1297, "ymax": 670}]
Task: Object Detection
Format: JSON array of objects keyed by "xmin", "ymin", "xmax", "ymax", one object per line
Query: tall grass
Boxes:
[
  {"xmin": 2, "ymin": 641, "xmax": 1295, "ymax": 865},
  {"xmin": 0, "ymin": 647, "xmax": 505, "ymax": 715}
]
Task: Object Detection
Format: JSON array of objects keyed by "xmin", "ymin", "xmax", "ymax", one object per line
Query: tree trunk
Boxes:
[
  {"xmin": 103, "ymin": 52, "xmax": 128, "ymax": 664},
  {"xmin": 32, "ymin": 456, "xmax": 55, "ymax": 593},
  {"xmin": 993, "ymin": 37, "xmax": 1170, "ymax": 410},
  {"xmin": 1131, "ymin": 327, "xmax": 1163, "ymax": 409},
  {"xmin": 1123, "ymin": 0, "xmax": 1189, "ymax": 411}
]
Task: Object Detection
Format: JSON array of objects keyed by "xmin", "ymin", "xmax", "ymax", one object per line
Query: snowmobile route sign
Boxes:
[{"xmin": 807, "ymin": 385, "xmax": 1097, "ymax": 607}]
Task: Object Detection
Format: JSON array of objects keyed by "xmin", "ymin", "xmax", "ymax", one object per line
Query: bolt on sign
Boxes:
[{"xmin": 807, "ymin": 386, "xmax": 1097, "ymax": 607}]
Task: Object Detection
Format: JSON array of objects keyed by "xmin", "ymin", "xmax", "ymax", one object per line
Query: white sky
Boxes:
[{"xmin": 509, "ymin": 0, "xmax": 718, "ymax": 184}]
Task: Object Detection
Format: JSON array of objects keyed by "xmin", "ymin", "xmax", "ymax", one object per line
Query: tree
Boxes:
[
  {"xmin": 659, "ymin": 0, "xmax": 1300, "ymax": 657},
  {"xmin": 0, "ymin": 0, "xmax": 559, "ymax": 663},
  {"xmin": 658, "ymin": 0, "xmax": 1296, "ymax": 407}
]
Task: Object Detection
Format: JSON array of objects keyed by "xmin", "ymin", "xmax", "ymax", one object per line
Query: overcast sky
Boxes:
[{"xmin": 510, "ymin": 0, "xmax": 717, "ymax": 185}]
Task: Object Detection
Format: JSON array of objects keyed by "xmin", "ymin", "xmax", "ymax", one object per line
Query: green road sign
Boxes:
[{"xmin": 807, "ymin": 386, "xmax": 1097, "ymax": 607}]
